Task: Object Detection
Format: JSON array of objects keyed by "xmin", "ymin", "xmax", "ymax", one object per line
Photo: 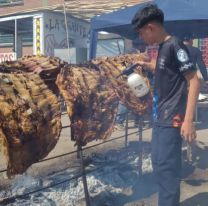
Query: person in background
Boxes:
[
  {"xmin": 132, "ymin": 4, "xmax": 200, "ymax": 206},
  {"xmin": 183, "ymin": 38, "xmax": 208, "ymax": 83},
  {"xmin": 184, "ymin": 38, "xmax": 208, "ymax": 101},
  {"xmin": 115, "ymin": 47, "xmax": 141, "ymax": 130},
  {"xmin": 115, "ymin": 102, "xmax": 127, "ymax": 129}
]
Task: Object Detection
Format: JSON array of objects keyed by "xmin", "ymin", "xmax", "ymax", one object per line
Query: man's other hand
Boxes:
[{"xmin": 181, "ymin": 121, "xmax": 197, "ymax": 143}]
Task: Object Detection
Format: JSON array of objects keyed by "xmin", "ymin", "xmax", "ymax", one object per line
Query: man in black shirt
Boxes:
[{"xmin": 132, "ymin": 4, "xmax": 200, "ymax": 206}]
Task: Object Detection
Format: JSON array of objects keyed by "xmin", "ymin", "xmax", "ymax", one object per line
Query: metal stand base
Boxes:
[
  {"xmin": 138, "ymin": 116, "xmax": 143, "ymax": 176},
  {"xmin": 78, "ymin": 146, "xmax": 91, "ymax": 206},
  {"xmin": 125, "ymin": 112, "xmax": 129, "ymax": 147}
]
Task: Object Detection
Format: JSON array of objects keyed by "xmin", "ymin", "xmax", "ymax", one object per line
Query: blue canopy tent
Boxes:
[{"xmin": 90, "ymin": 0, "xmax": 208, "ymax": 59}]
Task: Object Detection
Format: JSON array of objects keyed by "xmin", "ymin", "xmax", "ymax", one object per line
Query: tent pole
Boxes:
[
  {"xmin": 14, "ymin": 19, "xmax": 17, "ymax": 54},
  {"xmin": 89, "ymin": 30, "xmax": 98, "ymax": 60},
  {"xmin": 63, "ymin": 3, "xmax": 71, "ymax": 63}
]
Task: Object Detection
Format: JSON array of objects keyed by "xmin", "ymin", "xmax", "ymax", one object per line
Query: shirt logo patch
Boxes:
[
  {"xmin": 177, "ymin": 49, "xmax": 189, "ymax": 63},
  {"xmin": 158, "ymin": 57, "xmax": 166, "ymax": 70}
]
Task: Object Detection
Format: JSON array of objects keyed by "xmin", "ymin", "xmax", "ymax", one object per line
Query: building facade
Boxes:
[{"xmin": 0, "ymin": 0, "xmax": 90, "ymax": 63}]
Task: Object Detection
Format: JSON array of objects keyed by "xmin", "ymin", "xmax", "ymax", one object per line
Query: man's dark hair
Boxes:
[{"xmin": 132, "ymin": 4, "xmax": 164, "ymax": 30}]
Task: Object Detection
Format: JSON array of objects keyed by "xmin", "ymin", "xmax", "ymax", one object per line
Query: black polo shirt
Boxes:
[{"xmin": 153, "ymin": 36, "xmax": 196, "ymax": 127}]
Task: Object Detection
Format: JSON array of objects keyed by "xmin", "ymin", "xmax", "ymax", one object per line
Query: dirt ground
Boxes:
[{"xmin": 0, "ymin": 110, "xmax": 208, "ymax": 206}]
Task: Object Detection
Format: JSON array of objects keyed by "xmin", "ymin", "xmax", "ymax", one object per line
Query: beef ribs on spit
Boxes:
[
  {"xmin": 0, "ymin": 56, "xmax": 62, "ymax": 177},
  {"xmin": 91, "ymin": 53, "xmax": 153, "ymax": 116},
  {"xmin": 1, "ymin": 55, "xmax": 67, "ymax": 96},
  {"xmin": 56, "ymin": 65, "xmax": 118, "ymax": 147}
]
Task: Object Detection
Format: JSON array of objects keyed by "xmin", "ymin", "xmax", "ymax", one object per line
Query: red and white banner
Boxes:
[{"xmin": 0, "ymin": 52, "xmax": 17, "ymax": 63}]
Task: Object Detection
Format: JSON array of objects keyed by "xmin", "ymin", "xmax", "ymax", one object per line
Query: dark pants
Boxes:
[
  {"xmin": 116, "ymin": 103, "xmax": 127, "ymax": 125},
  {"xmin": 151, "ymin": 125, "xmax": 182, "ymax": 206}
]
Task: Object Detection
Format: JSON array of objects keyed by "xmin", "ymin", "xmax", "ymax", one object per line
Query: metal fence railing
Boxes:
[{"xmin": 0, "ymin": 112, "xmax": 147, "ymax": 206}]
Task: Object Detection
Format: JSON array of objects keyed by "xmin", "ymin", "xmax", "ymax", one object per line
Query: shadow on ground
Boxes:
[
  {"xmin": 88, "ymin": 141, "xmax": 157, "ymax": 206},
  {"xmin": 89, "ymin": 137, "xmax": 208, "ymax": 206},
  {"xmin": 180, "ymin": 192, "xmax": 208, "ymax": 206}
]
